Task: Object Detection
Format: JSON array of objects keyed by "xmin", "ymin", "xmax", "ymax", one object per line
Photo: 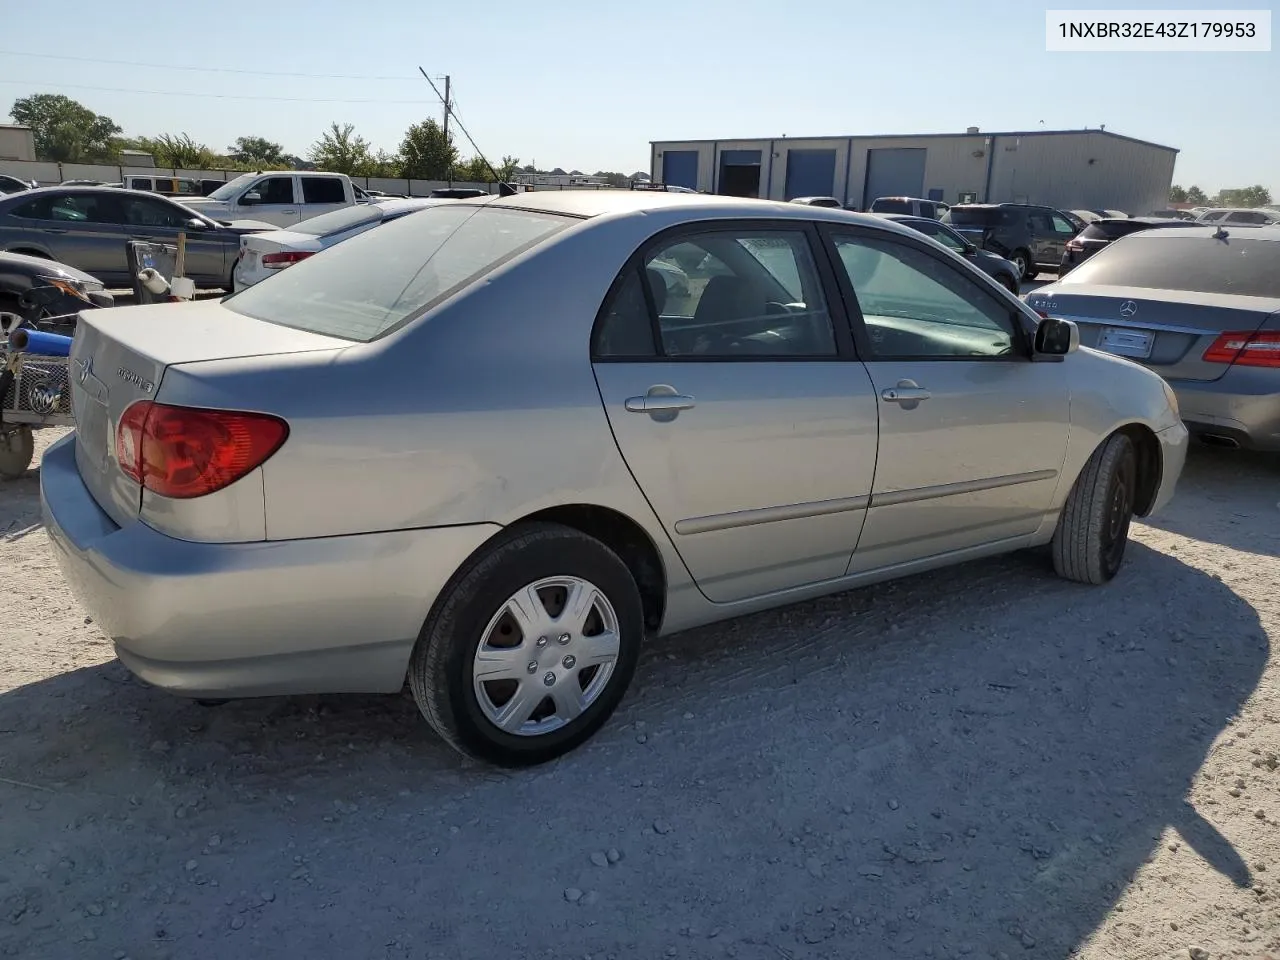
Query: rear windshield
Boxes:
[
  {"xmin": 870, "ymin": 198, "xmax": 912, "ymax": 214},
  {"xmin": 943, "ymin": 207, "xmax": 1004, "ymax": 226},
  {"xmin": 1060, "ymin": 235, "xmax": 1280, "ymax": 299},
  {"xmin": 1081, "ymin": 220, "xmax": 1151, "ymax": 241},
  {"xmin": 291, "ymin": 204, "xmax": 385, "ymax": 237},
  {"xmin": 224, "ymin": 205, "xmax": 572, "ymax": 341}
]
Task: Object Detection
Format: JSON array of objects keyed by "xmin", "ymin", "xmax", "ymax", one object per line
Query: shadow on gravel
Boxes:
[
  {"xmin": 0, "ymin": 542, "xmax": 1268, "ymax": 960},
  {"xmin": 1142, "ymin": 442, "xmax": 1280, "ymax": 553}
]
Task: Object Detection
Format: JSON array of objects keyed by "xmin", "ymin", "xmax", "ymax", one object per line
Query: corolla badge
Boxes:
[
  {"xmin": 116, "ymin": 366, "xmax": 155, "ymax": 394},
  {"xmin": 1119, "ymin": 300, "xmax": 1139, "ymax": 318}
]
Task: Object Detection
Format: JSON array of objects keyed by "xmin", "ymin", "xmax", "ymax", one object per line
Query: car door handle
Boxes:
[
  {"xmin": 281, "ymin": 209, "xmax": 297, "ymax": 215},
  {"xmin": 625, "ymin": 394, "xmax": 696, "ymax": 413},
  {"xmin": 41, "ymin": 228, "xmax": 67, "ymax": 234},
  {"xmin": 881, "ymin": 380, "xmax": 931, "ymax": 406}
]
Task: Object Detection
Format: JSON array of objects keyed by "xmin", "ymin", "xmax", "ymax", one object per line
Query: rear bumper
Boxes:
[
  {"xmin": 1168, "ymin": 369, "xmax": 1280, "ymax": 451},
  {"xmin": 40, "ymin": 432, "xmax": 501, "ymax": 698}
]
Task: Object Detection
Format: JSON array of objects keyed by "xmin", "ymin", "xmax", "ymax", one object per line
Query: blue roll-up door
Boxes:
[
  {"xmin": 864, "ymin": 148, "xmax": 927, "ymax": 203},
  {"xmin": 784, "ymin": 150, "xmax": 837, "ymax": 200},
  {"xmin": 662, "ymin": 151, "xmax": 699, "ymax": 190}
]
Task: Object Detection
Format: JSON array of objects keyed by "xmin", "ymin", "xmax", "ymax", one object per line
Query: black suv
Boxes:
[{"xmin": 942, "ymin": 203, "xmax": 1079, "ymax": 280}]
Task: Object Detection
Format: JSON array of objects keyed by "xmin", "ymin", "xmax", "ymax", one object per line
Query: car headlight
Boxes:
[{"xmin": 1160, "ymin": 378, "xmax": 1180, "ymax": 419}]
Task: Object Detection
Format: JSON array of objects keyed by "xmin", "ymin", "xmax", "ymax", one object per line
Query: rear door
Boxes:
[
  {"xmin": 591, "ymin": 221, "xmax": 879, "ymax": 603},
  {"xmin": 299, "ymin": 175, "xmax": 349, "ymax": 220},
  {"xmin": 117, "ymin": 194, "xmax": 228, "ymax": 288},
  {"xmin": 823, "ymin": 225, "xmax": 1070, "ymax": 570},
  {"xmin": 1026, "ymin": 209, "xmax": 1060, "ymax": 266}
]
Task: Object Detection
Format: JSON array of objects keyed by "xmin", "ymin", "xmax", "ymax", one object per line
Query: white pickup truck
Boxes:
[{"xmin": 179, "ymin": 171, "xmax": 374, "ymax": 227}]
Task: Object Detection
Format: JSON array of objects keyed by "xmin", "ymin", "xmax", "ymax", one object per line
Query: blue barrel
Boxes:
[{"xmin": 8, "ymin": 328, "xmax": 72, "ymax": 357}]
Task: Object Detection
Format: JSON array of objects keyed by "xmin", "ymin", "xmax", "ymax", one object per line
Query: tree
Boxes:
[
  {"xmin": 399, "ymin": 118, "xmax": 457, "ymax": 180},
  {"xmin": 10, "ymin": 93, "xmax": 121, "ymax": 162},
  {"xmin": 308, "ymin": 122, "xmax": 374, "ymax": 175},
  {"xmin": 592, "ymin": 170, "xmax": 630, "ymax": 188},
  {"xmin": 1186, "ymin": 185, "xmax": 1209, "ymax": 204},
  {"xmin": 1215, "ymin": 184, "xmax": 1272, "ymax": 207},
  {"xmin": 1168, "ymin": 185, "xmax": 1188, "ymax": 203},
  {"xmin": 496, "ymin": 155, "xmax": 520, "ymax": 181},
  {"xmin": 229, "ymin": 136, "xmax": 285, "ymax": 167},
  {"xmin": 139, "ymin": 133, "xmax": 217, "ymax": 168}
]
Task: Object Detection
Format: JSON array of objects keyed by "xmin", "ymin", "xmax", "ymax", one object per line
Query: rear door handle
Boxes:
[
  {"xmin": 282, "ymin": 209, "xmax": 297, "ymax": 215},
  {"xmin": 42, "ymin": 228, "xmax": 67, "ymax": 234},
  {"xmin": 625, "ymin": 394, "xmax": 696, "ymax": 413}
]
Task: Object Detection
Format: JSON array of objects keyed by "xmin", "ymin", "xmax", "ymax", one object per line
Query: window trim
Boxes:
[
  {"xmin": 817, "ymin": 223, "xmax": 1037, "ymax": 364},
  {"xmin": 590, "ymin": 218, "xmax": 858, "ymax": 363}
]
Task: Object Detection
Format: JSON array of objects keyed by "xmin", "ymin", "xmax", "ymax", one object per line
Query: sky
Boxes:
[{"xmin": 1, "ymin": 0, "xmax": 1275, "ymax": 193}]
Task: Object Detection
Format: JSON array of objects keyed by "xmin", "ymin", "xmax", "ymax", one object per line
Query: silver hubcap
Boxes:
[{"xmin": 472, "ymin": 576, "xmax": 621, "ymax": 737}]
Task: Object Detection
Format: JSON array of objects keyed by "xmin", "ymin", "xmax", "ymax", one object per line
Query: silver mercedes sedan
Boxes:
[{"xmin": 41, "ymin": 191, "xmax": 1188, "ymax": 766}]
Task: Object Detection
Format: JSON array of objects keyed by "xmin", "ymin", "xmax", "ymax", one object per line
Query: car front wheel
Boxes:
[
  {"xmin": 1051, "ymin": 433, "xmax": 1137, "ymax": 585},
  {"xmin": 409, "ymin": 522, "xmax": 643, "ymax": 766}
]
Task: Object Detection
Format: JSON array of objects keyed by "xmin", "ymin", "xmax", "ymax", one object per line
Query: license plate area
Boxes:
[{"xmin": 1098, "ymin": 326, "xmax": 1154, "ymax": 360}]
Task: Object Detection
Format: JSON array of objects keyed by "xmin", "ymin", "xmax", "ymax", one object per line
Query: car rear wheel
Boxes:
[
  {"xmin": 1011, "ymin": 248, "xmax": 1036, "ymax": 281},
  {"xmin": 408, "ymin": 522, "xmax": 643, "ymax": 766},
  {"xmin": 1051, "ymin": 433, "xmax": 1137, "ymax": 585},
  {"xmin": 0, "ymin": 426, "xmax": 35, "ymax": 480}
]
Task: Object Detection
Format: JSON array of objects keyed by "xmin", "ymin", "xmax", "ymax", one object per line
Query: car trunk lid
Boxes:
[
  {"xmin": 69, "ymin": 300, "xmax": 348, "ymax": 526},
  {"xmin": 1026, "ymin": 284, "xmax": 1280, "ymax": 382}
]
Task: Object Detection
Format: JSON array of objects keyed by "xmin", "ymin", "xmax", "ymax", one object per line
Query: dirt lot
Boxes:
[{"xmin": 1, "ymin": 428, "xmax": 1278, "ymax": 960}]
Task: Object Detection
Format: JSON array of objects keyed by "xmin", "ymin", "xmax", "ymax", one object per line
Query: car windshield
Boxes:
[
  {"xmin": 291, "ymin": 204, "xmax": 386, "ymax": 237},
  {"xmin": 206, "ymin": 174, "xmax": 258, "ymax": 201},
  {"xmin": 1060, "ymin": 235, "xmax": 1280, "ymax": 299},
  {"xmin": 224, "ymin": 205, "xmax": 573, "ymax": 341}
]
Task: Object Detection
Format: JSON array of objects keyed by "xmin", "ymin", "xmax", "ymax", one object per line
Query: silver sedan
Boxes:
[{"xmin": 41, "ymin": 192, "xmax": 1188, "ymax": 766}]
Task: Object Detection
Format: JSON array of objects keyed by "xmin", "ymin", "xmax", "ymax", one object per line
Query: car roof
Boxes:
[
  {"xmin": 469, "ymin": 189, "xmax": 862, "ymax": 222},
  {"xmin": 1124, "ymin": 224, "xmax": 1280, "ymax": 241}
]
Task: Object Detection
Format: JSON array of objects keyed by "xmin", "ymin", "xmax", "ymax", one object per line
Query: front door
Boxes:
[
  {"xmin": 235, "ymin": 174, "xmax": 300, "ymax": 226},
  {"xmin": 116, "ymin": 194, "xmax": 228, "ymax": 287},
  {"xmin": 823, "ymin": 227, "xmax": 1071, "ymax": 572},
  {"xmin": 591, "ymin": 223, "xmax": 878, "ymax": 603}
]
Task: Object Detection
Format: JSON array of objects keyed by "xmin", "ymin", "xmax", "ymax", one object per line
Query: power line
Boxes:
[
  {"xmin": 0, "ymin": 50, "xmax": 440, "ymax": 81},
  {"xmin": 0, "ymin": 79, "xmax": 434, "ymax": 104}
]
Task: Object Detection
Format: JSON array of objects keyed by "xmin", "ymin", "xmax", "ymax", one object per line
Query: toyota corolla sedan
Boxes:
[{"xmin": 41, "ymin": 192, "xmax": 1188, "ymax": 767}]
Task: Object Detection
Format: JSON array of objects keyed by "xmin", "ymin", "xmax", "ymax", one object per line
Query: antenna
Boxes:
[{"xmin": 417, "ymin": 67, "xmax": 515, "ymax": 196}]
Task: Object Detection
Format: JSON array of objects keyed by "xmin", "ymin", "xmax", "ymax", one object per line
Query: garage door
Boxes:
[
  {"xmin": 662, "ymin": 151, "xmax": 699, "ymax": 190},
  {"xmin": 784, "ymin": 149, "xmax": 837, "ymax": 200},
  {"xmin": 864, "ymin": 148, "xmax": 927, "ymax": 204}
]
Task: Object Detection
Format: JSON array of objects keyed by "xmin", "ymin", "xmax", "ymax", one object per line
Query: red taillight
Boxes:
[
  {"xmin": 116, "ymin": 401, "xmax": 288, "ymax": 499},
  {"xmin": 261, "ymin": 251, "xmax": 314, "ymax": 269},
  {"xmin": 1065, "ymin": 239, "xmax": 1085, "ymax": 252},
  {"xmin": 1202, "ymin": 331, "xmax": 1280, "ymax": 368}
]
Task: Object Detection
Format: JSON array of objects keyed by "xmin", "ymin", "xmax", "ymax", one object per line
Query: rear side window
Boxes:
[
  {"xmin": 1060, "ymin": 236, "xmax": 1280, "ymax": 299},
  {"xmin": 302, "ymin": 177, "xmax": 346, "ymax": 204},
  {"xmin": 225, "ymin": 205, "xmax": 572, "ymax": 341}
]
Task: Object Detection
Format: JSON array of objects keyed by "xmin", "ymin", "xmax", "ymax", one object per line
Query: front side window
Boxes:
[
  {"xmin": 595, "ymin": 229, "xmax": 836, "ymax": 359},
  {"xmin": 302, "ymin": 177, "xmax": 346, "ymax": 204},
  {"xmin": 225, "ymin": 205, "xmax": 571, "ymax": 342},
  {"xmin": 1051, "ymin": 214, "xmax": 1076, "ymax": 234},
  {"xmin": 249, "ymin": 177, "xmax": 295, "ymax": 204},
  {"xmin": 832, "ymin": 234, "xmax": 1018, "ymax": 360}
]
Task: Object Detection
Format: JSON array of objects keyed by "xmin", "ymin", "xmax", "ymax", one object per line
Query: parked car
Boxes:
[
  {"xmin": 179, "ymin": 171, "xmax": 376, "ymax": 228},
  {"xmin": 1027, "ymin": 225, "xmax": 1280, "ymax": 450},
  {"xmin": 1146, "ymin": 209, "xmax": 1197, "ymax": 220},
  {"xmin": 1195, "ymin": 208, "xmax": 1279, "ymax": 225},
  {"xmin": 428, "ymin": 187, "xmax": 488, "ymax": 199},
  {"xmin": 1060, "ymin": 210, "xmax": 1090, "ymax": 232},
  {"xmin": 41, "ymin": 192, "xmax": 1187, "ymax": 766},
  {"xmin": 122, "ymin": 175, "xmax": 204, "ymax": 198},
  {"xmin": 0, "ymin": 250, "xmax": 113, "ymax": 321},
  {"xmin": 873, "ymin": 212, "xmax": 1021, "ymax": 292},
  {"xmin": 944, "ymin": 203, "xmax": 1080, "ymax": 280},
  {"xmin": 868, "ymin": 196, "xmax": 949, "ymax": 219},
  {"xmin": 0, "ymin": 174, "xmax": 36, "ymax": 195},
  {"xmin": 1059, "ymin": 216, "xmax": 1204, "ymax": 275},
  {"xmin": 1069, "ymin": 209, "xmax": 1102, "ymax": 225},
  {"xmin": 233, "ymin": 198, "xmax": 455, "ymax": 290},
  {"xmin": 0, "ymin": 186, "xmax": 274, "ymax": 289},
  {"xmin": 789, "ymin": 196, "xmax": 843, "ymax": 208}
]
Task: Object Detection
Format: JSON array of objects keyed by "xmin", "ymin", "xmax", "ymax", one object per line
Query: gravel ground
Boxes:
[{"xmin": 1, "ymin": 428, "xmax": 1278, "ymax": 960}]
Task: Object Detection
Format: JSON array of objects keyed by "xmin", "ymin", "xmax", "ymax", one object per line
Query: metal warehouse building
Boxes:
[{"xmin": 649, "ymin": 127, "xmax": 1178, "ymax": 215}]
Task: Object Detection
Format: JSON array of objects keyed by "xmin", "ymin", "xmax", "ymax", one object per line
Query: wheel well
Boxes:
[
  {"xmin": 520, "ymin": 505, "xmax": 667, "ymax": 631},
  {"xmin": 8, "ymin": 248, "xmax": 50, "ymax": 259},
  {"xmin": 1117, "ymin": 423, "xmax": 1161, "ymax": 516}
]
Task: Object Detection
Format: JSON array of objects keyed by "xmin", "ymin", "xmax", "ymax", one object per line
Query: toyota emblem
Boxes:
[{"xmin": 1119, "ymin": 300, "xmax": 1139, "ymax": 318}]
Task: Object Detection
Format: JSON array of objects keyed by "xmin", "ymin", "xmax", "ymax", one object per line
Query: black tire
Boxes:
[
  {"xmin": 1051, "ymin": 433, "xmax": 1138, "ymax": 585},
  {"xmin": 1011, "ymin": 248, "xmax": 1036, "ymax": 281},
  {"xmin": 0, "ymin": 427, "xmax": 35, "ymax": 480},
  {"xmin": 408, "ymin": 522, "xmax": 644, "ymax": 766},
  {"xmin": 998, "ymin": 273, "xmax": 1019, "ymax": 295}
]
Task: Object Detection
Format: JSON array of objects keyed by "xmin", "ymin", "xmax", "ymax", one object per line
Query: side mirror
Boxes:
[
  {"xmin": 963, "ymin": 242, "xmax": 977, "ymax": 256},
  {"xmin": 186, "ymin": 217, "xmax": 208, "ymax": 230},
  {"xmin": 241, "ymin": 191, "xmax": 261, "ymax": 205},
  {"xmin": 1033, "ymin": 316, "xmax": 1079, "ymax": 359}
]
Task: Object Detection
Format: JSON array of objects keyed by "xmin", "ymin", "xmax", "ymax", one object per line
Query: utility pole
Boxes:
[{"xmin": 443, "ymin": 75, "xmax": 452, "ymax": 187}]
